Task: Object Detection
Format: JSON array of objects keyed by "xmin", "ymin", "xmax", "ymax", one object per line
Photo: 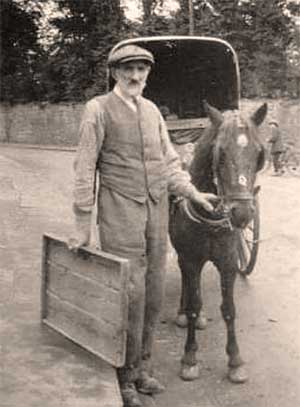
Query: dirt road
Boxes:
[
  {"xmin": 154, "ymin": 170, "xmax": 300, "ymax": 407},
  {"xmin": 0, "ymin": 145, "xmax": 299, "ymax": 407}
]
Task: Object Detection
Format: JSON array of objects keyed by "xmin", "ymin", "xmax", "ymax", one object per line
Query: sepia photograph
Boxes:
[{"xmin": 0, "ymin": 1, "xmax": 300, "ymax": 406}]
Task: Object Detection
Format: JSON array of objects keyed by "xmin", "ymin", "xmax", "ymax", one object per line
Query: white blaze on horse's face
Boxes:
[
  {"xmin": 236, "ymin": 134, "xmax": 249, "ymax": 186},
  {"xmin": 238, "ymin": 174, "xmax": 247, "ymax": 186},
  {"xmin": 237, "ymin": 134, "xmax": 249, "ymax": 148}
]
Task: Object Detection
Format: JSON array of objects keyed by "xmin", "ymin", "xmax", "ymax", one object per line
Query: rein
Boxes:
[{"xmin": 182, "ymin": 198, "xmax": 233, "ymax": 231}]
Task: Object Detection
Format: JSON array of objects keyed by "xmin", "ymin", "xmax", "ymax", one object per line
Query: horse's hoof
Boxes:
[
  {"xmin": 175, "ymin": 313, "xmax": 187, "ymax": 328},
  {"xmin": 175, "ymin": 311, "xmax": 207, "ymax": 330},
  {"xmin": 228, "ymin": 365, "xmax": 249, "ymax": 384},
  {"xmin": 180, "ymin": 363, "xmax": 200, "ymax": 381},
  {"xmin": 197, "ymin": 311, "xmax": 207, "ymax": 330}
]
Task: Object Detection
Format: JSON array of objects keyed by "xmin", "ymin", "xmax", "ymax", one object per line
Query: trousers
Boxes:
[
  {"xmin": 98, "ymin": 186, "xmax": 169, "ymax": 383},
  {"xmin": 272, "ymin": 151, "xmax": 282, "ymax": 172}
]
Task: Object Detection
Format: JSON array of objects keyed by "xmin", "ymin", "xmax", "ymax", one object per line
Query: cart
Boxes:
[{"xmin": 109, "ymin": 36, "xmax": 259, "ymax": 275}]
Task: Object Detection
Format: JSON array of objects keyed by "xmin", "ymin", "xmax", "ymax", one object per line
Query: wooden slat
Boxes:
[
  {"xmin": 45, "ymin": 293, "xmax": 123, "ymax": 365},
  {"xmin": 47, "ymin": 261, "xmax": 121, "ymax": 322},
  {"xmin": 41, "ymin": 233, "xmax": 129, "ymax": 367},
  {"xmin": 47, "ymin": 241, "xmax": 122, "ymax": 290},
  {"xmin": 167, "ymin": 117, "xmax": 208, "ymax": 131}
]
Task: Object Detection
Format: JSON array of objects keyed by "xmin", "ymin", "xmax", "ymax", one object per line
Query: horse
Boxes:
[{"xmin": 169, "ymin": 101, "xmax": 267, "ymax": 383}]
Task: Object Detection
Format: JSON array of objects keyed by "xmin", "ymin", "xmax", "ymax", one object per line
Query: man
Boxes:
[
  {"xmin": 69, "ymin": 44, "xmax": 217, "ymax": 407},
  {"xmin": 268, "ymin": 119, "xmax": 284, "ymax": 175}
]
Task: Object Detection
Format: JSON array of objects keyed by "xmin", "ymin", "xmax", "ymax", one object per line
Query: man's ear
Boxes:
[{"xmin": 111, "ymin": 67, "xmax": 118, "ymax": 81}]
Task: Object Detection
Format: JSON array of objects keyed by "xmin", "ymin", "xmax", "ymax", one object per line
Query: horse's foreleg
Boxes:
[
  {"xmin": 175, "ymin": 265, "xmax": 207, "ymax": 330},
  {"xmin": 175, "ymin": 265, "xmax": 188, "ymax": 325},
  {"xmin": 179, "ymin": 257, "xmax": 204, "ymax": 381},
  {"xmin": 219, "ymin": 264, "xmax": 248, "ymax": 383}
]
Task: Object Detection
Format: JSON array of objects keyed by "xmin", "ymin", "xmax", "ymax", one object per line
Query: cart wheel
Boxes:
[{"xmin": 237, "ymin": 199, "xmax": 260, "ymax": 276}]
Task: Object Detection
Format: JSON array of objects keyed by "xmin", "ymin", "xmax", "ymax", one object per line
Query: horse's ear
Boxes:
[
  {"xmin": 251, "ymin": 103, "xmax": 268, "ymax": 127},
  {"xmin": 203, "ymin": 100, "xmax": 223, "ymax": 127}
]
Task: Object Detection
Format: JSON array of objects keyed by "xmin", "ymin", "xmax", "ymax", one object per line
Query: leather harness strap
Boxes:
[{"xmin": 181, "ymin": 199, "xmax": 233, "ymax": 231}]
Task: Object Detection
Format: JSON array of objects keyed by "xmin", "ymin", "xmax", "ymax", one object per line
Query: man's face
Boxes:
[{"xmin": 113, "ymin": 61, "xmax": 151, "ymax": 98}]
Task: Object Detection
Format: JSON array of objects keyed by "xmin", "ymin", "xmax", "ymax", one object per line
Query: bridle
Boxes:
[
  {"xmin": 182, "ymin": 125, "xmax": 261, "ymax": 231},
  {"xmin": 212, "ymin": 130, "xmax": 256, "ymax": 206}
]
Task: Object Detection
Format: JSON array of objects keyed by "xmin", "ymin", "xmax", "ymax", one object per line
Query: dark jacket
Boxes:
[{"xmin": 268, "ymin": 126, "xmax": 284, "ymax": 154}]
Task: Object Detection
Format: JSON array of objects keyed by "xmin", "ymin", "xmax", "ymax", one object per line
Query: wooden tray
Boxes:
[{"xmin": 41, "ymin": 233, "xmax": 129, "ymax": 367}]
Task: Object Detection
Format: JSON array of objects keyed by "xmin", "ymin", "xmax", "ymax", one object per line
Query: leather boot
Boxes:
[
  {"xmin": 120, "ymin": 382, "xmax": 143, "ymax": 407},
  {"xmin": 136, "ymin": 370, "xmax": 165, "ymax": 395}
]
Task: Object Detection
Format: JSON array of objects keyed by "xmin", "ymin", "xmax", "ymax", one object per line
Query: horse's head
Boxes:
[{"xmin": 204, "ymin": 101, "xmax": 267, "ymax": 228}]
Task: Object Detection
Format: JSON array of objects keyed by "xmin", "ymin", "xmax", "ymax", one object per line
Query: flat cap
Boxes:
[{"xmin": 108, "ymin": 45, "xmax": 154, "ymax": 67}]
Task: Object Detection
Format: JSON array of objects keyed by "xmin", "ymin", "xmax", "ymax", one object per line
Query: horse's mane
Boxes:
[{"xmin": 189, "ymin": 123, "xmax": 217, "ymax": 193}]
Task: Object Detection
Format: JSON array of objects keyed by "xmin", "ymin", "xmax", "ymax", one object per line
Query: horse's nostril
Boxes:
[{"xmin": 231, "ymin": 204, "xmax": 253, "ymax": 228}]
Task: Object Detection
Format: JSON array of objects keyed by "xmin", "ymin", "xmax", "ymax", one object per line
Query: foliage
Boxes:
[
  {"xmin": 0, "ymin": 0, "xmax": 44, "ymax": 102},
  {"xmin": 235, "ymin": 0, "xmax": 292, "ymax": 97},
  {"xmin": 285, "ymin": 1, "xmax": 300, "ymax": 96},
  {"xmin": 0, "ymin": 0, "xmax": 296, "ymax": 103},
  {"xmin": 41, "ymin": 0, "xmax": 130, "ymax": 102},
  {"xmin": 142, "ymin": 0, "xmax": 162, "ymax": 19},
  {"xmin": 172, "ymin": 0, "xmax": 293, "ymax": 97},
  {"xmin": 131, "ymin": 0, "xmax": 293, "ymax": 97}
]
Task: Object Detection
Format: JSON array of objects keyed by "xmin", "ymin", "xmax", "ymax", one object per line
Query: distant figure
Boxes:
[{"xmin": 268, "ymin": 120, "xmax": 284, "ymax": 175}]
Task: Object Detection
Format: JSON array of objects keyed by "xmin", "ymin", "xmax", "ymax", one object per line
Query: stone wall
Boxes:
[
  {"xmin": 0, "ymin": 103, "xmax": 84, "ymax": 146},
  {"xmin": 0, "ymin": 99, "xmax": 299, "ymax": 148}
]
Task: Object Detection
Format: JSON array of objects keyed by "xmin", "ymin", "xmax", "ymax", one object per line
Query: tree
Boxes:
[
  {"xmin": 239, "ymin": 0, "xmax": 292, "ymax": 96},
  {"xmin": 173, "ymin": 0, "xmax": 292, "ymax": 97},
  {"xmin": 43, "ymin": 0, "xmax": 129, "ymax": 101},
  {"xmin": 44, "ymin": 0, "xmax": 293, "ymax": 99},
  {"xmin": 0, "ymin": 0, "xmax": 294, "ymax": 103},
  {"xmin": 142, "ymin": 0, "xmax": 161, "ymax": 20},
  {"xmin": 132, "ymin": 0, "xmax": 178, "ymax": 37},
  {"xmin": 0, "ymin": 0, "xmax": 43, "ymax": 102},
  {"xmin": 286, "ymin": 0, "xmax": 300, "ymax": 96}
]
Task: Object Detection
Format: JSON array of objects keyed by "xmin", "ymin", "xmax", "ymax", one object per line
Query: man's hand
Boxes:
[
  {"xmin": 68, "ymin": 209, "xmax": 91, "ymax": 252},
  {"xmin": 190, "ymin": 190, "xmax": 219, "ymax": 212},
  {"xmin": 68, "ymin": 230, "xmax": 90, "ymax": 252}
]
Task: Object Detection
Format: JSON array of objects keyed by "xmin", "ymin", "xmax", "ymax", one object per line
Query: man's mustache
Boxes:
[{"xmin": 128, "ymin": 80, "xmax": 144, "ymax": 86}]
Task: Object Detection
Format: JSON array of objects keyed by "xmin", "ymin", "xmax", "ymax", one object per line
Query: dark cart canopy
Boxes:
[{"xmin": 109, "ymin": 36, "xmax": 240, "ymax": 125}]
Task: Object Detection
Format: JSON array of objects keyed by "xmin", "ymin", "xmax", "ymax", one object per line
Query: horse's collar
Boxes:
[{"xmin": 181, "ymin": 199, "xmax": 233, "ymax": 231}]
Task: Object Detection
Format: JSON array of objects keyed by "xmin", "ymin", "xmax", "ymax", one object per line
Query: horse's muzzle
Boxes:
[{"xmin": 229, "ymin": 200, "xmax": 255, "ymax": 229}]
